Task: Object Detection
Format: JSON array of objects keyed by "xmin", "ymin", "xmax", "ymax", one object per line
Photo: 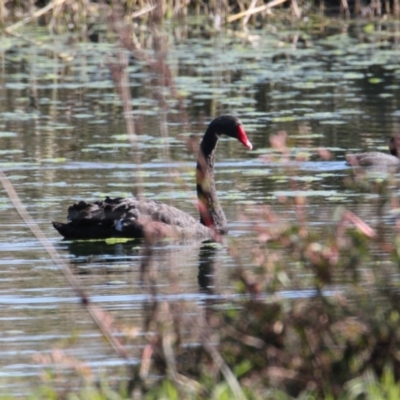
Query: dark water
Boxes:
[{"xmin": 1, "ymin": 18, "xmax": 400, "ymax": 395}]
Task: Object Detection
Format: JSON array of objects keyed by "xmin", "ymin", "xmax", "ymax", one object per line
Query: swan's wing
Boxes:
[
  {"xmin": 66, "ymin": 197, "xmax": 201, "ymax": 228},
  {"xmin": 54, "ymin": 197, "xmax": 211, "ymax": 240}
]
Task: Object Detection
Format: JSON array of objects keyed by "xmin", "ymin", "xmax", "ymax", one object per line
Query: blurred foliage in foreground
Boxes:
[
  {"xmin": 3, "ymin": 1, "xmax": 400, "ymax": 398},
  {"xmin": 8, "ymin": 136, "xmax": 400, "ymax": 400}
]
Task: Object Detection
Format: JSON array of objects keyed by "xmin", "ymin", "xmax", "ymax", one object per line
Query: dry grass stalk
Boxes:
[
  {"xmin": 5, "ymin": 0, "xmax": 67, "ymax": 32},
  {"xmin": 242, "ymin": 0, "xmax": 259, "ymax": 26},
  {"xmin": 131, "ymin": 4, "xmax": 158, "ymax": 18},
  {"xmin": 107, "ymin": 1, "xmax": 145, "ymax": 199},
  {"xmin": 341, "ymin": 210, "xmax": 375, "ymax": 239},
  {"xmin": 33, "ymin": 349, "xmax": 93, "ymax": 380},
  {"xmin": 340, "ymin": 0, "xmax": 350, "ymax": 17},
  {"xmin": 394, "ymin": 0, "xmax": 400, "ymax": 15},
  {"xmin": 0, "ymin": 0, "xmax": 4, "ymax": 25},
  {"xmin": 291, "ymin": 0, "xmax": 301, "ymax": 18},
  {"xmin": 227, "ymin": 0, "xmax": 288, "ymax": 23},
  {"xmin": 0, "ymin": 169, "xmax": 130, "ymax": 362},
  {"xmin": 4, "ymin": 27, "xmax": 74, "ymax": 62}
]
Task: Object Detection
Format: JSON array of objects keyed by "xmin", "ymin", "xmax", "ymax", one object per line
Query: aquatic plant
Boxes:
[
  {"xmin": 3, "ymin": 1, "xmax": 400, "ymax": 399},
  {"xmin": 5, "ymin": 135, "xmax": 400, "ymax": 399},
  {"xmin": 2, "ymin": 0, "xmax": 400, "ymax": 38}
]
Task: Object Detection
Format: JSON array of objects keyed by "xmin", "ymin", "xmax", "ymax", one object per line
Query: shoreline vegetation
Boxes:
[
  {"xmin": 2, "ymin": 1, "xmax": 400, "ymax": 399},
  {"xmin": 1, "ymin": 0, "xmax": 400, "ymax": 34}
]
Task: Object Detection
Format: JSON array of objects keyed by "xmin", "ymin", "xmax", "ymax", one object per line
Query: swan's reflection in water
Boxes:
[
  {"xmin": 59, "ymin": 236, "xmax": 224, "ymax": 301},
  {"xmin": 60, "ymin": 238, "xmax": 222, "ymax": 294},
  {"xmin": 63, "ymin": 240, "xmax": 142, "ymax": 266},
  {"xmin": 54, "ymin": 237, "xmax": 234, "ymax": 391},
  {"xmin": 60, "ymin": 237, "xmax": 224, "ymax": 331},
  {"xmin": 197, "ymin": 241, "xmax": 219, "ymax": 293}
]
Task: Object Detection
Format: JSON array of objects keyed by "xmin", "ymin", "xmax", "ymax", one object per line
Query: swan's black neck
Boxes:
[{"xmin": 196, "ymin": 130, "xmax": 227, "ymax": 234}]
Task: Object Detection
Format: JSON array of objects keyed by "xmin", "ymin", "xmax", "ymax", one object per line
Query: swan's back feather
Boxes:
[{"xmin": 53, "ymin": 197, "xmax": 213, "ymax": 240}]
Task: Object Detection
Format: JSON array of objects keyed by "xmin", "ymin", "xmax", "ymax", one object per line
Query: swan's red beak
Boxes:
[{"xmin": 237, "ymin": 125, "xmax": 253, "ymax": 150}]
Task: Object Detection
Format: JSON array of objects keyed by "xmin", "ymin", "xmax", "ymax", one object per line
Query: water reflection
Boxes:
[
  {"xmin": 197, "ymin": 241, "xmax": 220, "ymax": 293},
  {"xmin": 3, "ymin": 16, "xmax": 400, "ymax": 396},
  {"xmin": 62, "ymin": 240, "xmax": 141, "ymax": 265},
  {"xmin": 61, "ymin": 237, "xmax": 226, "ymax": 297}
]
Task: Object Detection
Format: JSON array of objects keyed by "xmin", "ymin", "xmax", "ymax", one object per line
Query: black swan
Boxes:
[
  {"xmin": 346, "ymin": 135, "xmax": 400, "ymax": 167},
  {"xmin": 52, "ymin": 115, "xmax": 252, "ymax": 240}
]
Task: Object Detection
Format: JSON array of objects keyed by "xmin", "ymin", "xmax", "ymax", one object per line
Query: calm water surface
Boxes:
[{"xmin": 1, "ymin": 18, "xmax": 400, "ymax": 394}]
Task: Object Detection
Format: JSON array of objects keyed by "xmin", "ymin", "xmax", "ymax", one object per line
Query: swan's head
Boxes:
[{"xmin": 209, "ymin": 115, "xmax": 253, "ymax": 150}]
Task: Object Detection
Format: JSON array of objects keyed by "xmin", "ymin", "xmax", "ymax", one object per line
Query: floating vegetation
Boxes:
[{"xmin": 4, "ymin": 0, "xmax": 400, "ymax": 399}]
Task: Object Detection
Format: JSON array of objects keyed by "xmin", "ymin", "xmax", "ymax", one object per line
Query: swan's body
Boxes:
[
  {"xmin": 346, "ymin": 136, "xmax": 400, "ymax": 167},
  {"xmin": 53, "ymin": 197, "xmax": 213, "ymax": 240},
  {"xmin": 52, "ymin": 115, "xmax": 252, "ymax": 240}
]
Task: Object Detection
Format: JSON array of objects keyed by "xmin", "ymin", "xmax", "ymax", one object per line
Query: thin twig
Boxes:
[
  {"xmin": 203, "ymin": 338, "xmax": 247, "ymax": 400},
  {"xmin": 132, "ymin": 4, "xmax": 158, "ymax": 19},
  {"xmin": 4, "ymin": 29, "xmax": 74, "ymax": 61},
  {"xmin": 342, "ymin": 210, "xmax": 376, "ymax": 238},
  {"xmin": 0, "ymin": 170, "xmax": 130, "ymax": 361},
  {"xmin": 108, "ymin": 3, "xmax": 145, "ymax": 200},
  {"xmin": 243, "ymin": 0, "xmax": 259, "ymax": 26},
  {"xmin": 5, "ymin": 0, "xmax": 67, "ymax": 32},
  {"xmin": 291, "ymin": 0, "xmax": 301, "ymax": 18},
  {"xmin": 227, "ymin": 0, "xmax": 288, "ymax": 22}
]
